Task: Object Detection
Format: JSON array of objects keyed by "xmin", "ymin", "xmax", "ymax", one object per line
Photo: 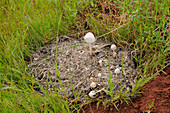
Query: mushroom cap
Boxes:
[
  {"xmin": 97, "ymin": 73, "xmax": 102, "ymax": 77},
  {"xmin": 90, "ymin": 77, "xmax": 94, "ymax": 81},
  {"xmin": 90, "ymin": 82, "xmax": 96, "ymax": 88},
  {"xmin": 89, "ymin": 91, "xmax": 96, "ymax": 98},
  {"xmin": 98, "ymin": 60, "xmax": 102, "ymax": 64},
  {"xmin": 111, "ymin": 44, "xmax": 117, "ymax": 51},
  {"xmin": 114, "ymin": 68, "xmax": 121, "ymax": 74},
  {"xmin": 84, "ymin": 32, "xmax": 96, "ymax": 43}
]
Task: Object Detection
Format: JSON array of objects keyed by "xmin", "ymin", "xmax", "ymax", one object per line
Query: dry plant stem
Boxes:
[{"xmin": 90, "ymin": 43, "xmax": 92, "ymax": 55}]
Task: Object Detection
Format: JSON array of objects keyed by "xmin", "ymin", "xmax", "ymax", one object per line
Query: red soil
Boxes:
[{"xmin": 81, "ymin": 67, "xmax": 170, "ymax": 113}]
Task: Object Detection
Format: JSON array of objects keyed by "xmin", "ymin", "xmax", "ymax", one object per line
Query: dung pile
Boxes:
[{"xmin": 28, "ymin": 36, "xmax": 139, "ymax": 103}]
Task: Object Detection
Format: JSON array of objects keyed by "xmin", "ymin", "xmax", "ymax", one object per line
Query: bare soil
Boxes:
[
  {"xmin": 81, "ymin": 67, "xmax": 170, "ymax": 113},
  {"xmin": 28, "ymin": 36, "xmax": 139, "ymax": 103}
]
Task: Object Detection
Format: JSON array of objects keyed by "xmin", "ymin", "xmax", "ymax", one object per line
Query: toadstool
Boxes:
[
  {"xmin": 114, "ymin": 68, "xmax": 120, "ymax": 78},
  {"xmin": 97, "ymin": 73, "xmax": 102, "ymax": 77},
  {"xmin": 98, "ymin": 60, "xmax": 102, "ymax": 66},
  {"xmin": 90, "ymin": 82, "xmax": 96, "ymax": 88},
  {"xmin": 89, "ymin": 88, "xmax": 105, "ymax": 98},
  {"xmin": 84, "ymin": 32, "xmax": 96, "ymax": 55},
  {"xmin": 89, "ymin": 91, "xmax": 96, "ymax": 98},
  {"xmin": 114, "ymin": 68, "xmax": 120, "ymax": 74},
  {"xmin": 111, "ymin": 44, "xmax": 117, "ymax": 57}
]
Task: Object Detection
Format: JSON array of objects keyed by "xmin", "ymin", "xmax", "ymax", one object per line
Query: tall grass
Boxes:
[{"xmin": 0, "ymin": 0, "xmax": 169, "ymax": 112}]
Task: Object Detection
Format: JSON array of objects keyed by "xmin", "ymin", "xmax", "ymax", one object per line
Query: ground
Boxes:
[
  {"xmin": 29, "ymin": 36, "xmax": 169, "ymax": 112},
  {"xmin": 29, "ymin": 36, "xmax": 139, "ymax": 103},
  {"xmin": 81, "ymin": 67, "xmax": 170, "ymax": 113}
]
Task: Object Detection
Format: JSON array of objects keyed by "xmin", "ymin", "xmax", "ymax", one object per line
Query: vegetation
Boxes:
[{"xmin": 0, "ymin": 0, "xmax": 169, "ymax": 112}]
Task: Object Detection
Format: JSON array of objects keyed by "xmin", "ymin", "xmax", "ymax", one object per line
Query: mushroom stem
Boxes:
[
  {"xmin": 113, "ymin": 51, "xmax": 117, "ymax": 57},
  {"xmin": 116, "ymin": 73, "xmax": 118, "ymax": 79},
  {"xmin": 96, "ymin": 88, "xmax": 105, "ymax": 93},
  {"xmin": 89, "ymin": 43, "xmax": 92, "ymax": 55}
]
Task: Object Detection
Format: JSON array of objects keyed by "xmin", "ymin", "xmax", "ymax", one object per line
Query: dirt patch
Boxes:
[
  {"xmin": 28, "ymin": 36, "xmax": 139, "ymax": 103},
  {"xmin": 81, "ymin": 67, "xmax": 170, "ymax": 113}
]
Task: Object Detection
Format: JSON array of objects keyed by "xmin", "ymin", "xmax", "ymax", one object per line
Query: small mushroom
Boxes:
[
  {"xmin": 90, "ymin": 77, "xmax": 94, "ymax": 82},
  {"xmin": 90, "ymin": 82, "xmax": 96, "ymax": 88},
  {"xmin": 89, "ymin": 88, "xmax": 105, "ymax": 98},
  {"xmin": 125, "ymin": 79, "xmax": 129, "ymax": 83},
  {"xmin": 89, "ymin": 91, "xmax": 96, "ymax": 98},
  {"xmin": 97, "ymin": 73, "xmax": 102, "ymax": 77},
  {"xmin": 98, "ymin": 59, "xmax": 103, "ymax": 66},
  {"xmin": 84, "ymin": 32, "xmax": 96, "ymax": 55},
  {"xmin": 111, "ymin": 44, "xmax": 117, "ymax": 57},
  {"xmin": 114, "ymin": 68, "xmax": 120, "ymax": 78},
  {"xmin": 114, "ymin": 68, "xmax": 120, "ymax": 74}
]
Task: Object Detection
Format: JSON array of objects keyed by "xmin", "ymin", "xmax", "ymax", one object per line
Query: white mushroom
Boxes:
[
  {"xmin": 90, "ymin": 82, "xmax": 96, "ymax": 88},
  {"xmin": 84, "ymin": 32, "xmax": 96, "ymax": 55},
  {"xmin": 114, "ymin": 68, "xmax": 120, "ymax": 74},
  {"xmin": 98, "ymin": 59, "xmax": 102, "ymax": 66},
  {"xmin": 114, "ymin": 68, "xmax": 121, "ymax": 78},
  {"xmin": 89, "ymin": 91, "xmax": 96, "ymax": 98},
  {"xmin": 111, "ymin": 44, "xmax": 117, "ymax": 57},
  {"xmin": 97, "ymin": 73, "xmax": 102, "ymax": 77},
  {"xmin": 89, "ymin": 88, "xmax": 105, "ymax": 98}
]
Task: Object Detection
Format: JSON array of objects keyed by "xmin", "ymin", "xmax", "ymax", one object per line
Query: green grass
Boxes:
[{"xmin": 0, "ymin": 0, "xmax": 169, "ymax": 112}]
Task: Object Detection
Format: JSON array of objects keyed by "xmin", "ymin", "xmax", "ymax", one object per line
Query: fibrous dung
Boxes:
[{"xmin": 28, "ymin": 36, "xmax": 139, "ymax": 103}]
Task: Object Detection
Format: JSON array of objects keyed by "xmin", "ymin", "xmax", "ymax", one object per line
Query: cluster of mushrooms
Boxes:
[{"xmin": 84, "ymin": 32, "xmax": 121, "ymax": 98}]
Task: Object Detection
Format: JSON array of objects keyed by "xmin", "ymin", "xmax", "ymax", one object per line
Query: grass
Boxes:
[
  {"xmin": 0, "ymin": 0, "xmax": 169, "ymax": 112},
  {"xmin": 145, "ymin": 100, "xmax": 154, "ymax": 113}
]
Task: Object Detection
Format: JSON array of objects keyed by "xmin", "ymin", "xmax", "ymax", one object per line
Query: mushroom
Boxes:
[
  {"xmin": 114, "ymin": 68, "xmax": 120, "ymax": 78},
  {"xmin": 98, "ymin": 60, "xmax": 102, "ymax": 66},
  {"xmin": 89, "ymin": 91, "xmax": 96, "ymax": 98},
  {"xmin": 97, "ymin": 73, "xmax": 102, "ymax": 77},
  {"xmin": 90, "ymin": 82, "xmax": 96, "ymax": 88},
  {"xmin": 111, "ymin": 44, "xmax": 117, "ymax": 57},
  {"xmin": 84, "ymin": 32, "xmax": 96, "ymax": 55},
  {"xmin": 89, "ymin": 88, "xmax": 105, "ymax": 98},
  {"xmin": 114, "ymin": 68, "xmax": 120, "ymax": 74},
  {"xmin": 90, "ymin": 77, "xmax": 94, "ymax": 82}
]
